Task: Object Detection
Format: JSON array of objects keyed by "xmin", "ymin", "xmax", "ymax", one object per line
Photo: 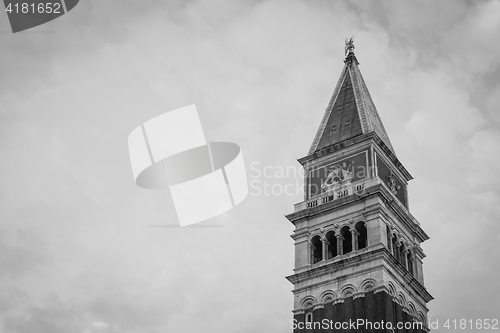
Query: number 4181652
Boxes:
[
  {"xmin": 444, "ymin": 319, "xmax": 498, "ymax": 330},
  {"xmin": 5, "ymin": 3, "xmax": 61, "ymax": 14}
]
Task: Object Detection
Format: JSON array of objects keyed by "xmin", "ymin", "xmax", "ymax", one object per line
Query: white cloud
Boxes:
[{"xmin": 465, "ymin": 130, "xmax": 500, "ymax": 189}]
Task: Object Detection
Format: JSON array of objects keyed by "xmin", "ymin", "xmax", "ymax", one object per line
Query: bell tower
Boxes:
[{"xmin": 286, "ymin": 39, "xmax": 433, "ymax": 332}]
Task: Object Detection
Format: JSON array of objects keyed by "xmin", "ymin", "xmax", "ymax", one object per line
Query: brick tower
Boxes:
[{"xmin": 286, "ymin": 39, "xmax": 432, "ymax": 332}]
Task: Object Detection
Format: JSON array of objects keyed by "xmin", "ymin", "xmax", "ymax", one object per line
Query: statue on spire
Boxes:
[{"xmin": 345, "ymin": 36, "xmax": 355, "ymax": 57}]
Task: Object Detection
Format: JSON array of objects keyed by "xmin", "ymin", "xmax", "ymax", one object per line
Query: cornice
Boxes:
[
  {"xmin": 286, "ymin": 247, "xmax": 433, "ymax": 304},
  {"xmin": 298, "ymin": 132, "xmax": 413, "ymax": 181},
  {"xmin": 286, "ymin": 184, "xmax": 428, "ymax": 242}
]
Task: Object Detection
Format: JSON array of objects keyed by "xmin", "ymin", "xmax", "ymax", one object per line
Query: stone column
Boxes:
[
  {"xmin": 388, "ymin": 233, "xmax": 393, "ymax": 254},
  {"xmin": 336, "ymin": 235, "xmax": 342, "ymax": 255},
  {"xmin": 395, "ymin": 241, "xmax": 401, "ymax": 262},
  {"xmin": 309, "ymin": 242, "xmax": 314, "ymax": 265},
  {"xmin": 402, "ymin": 248, "xmax": 409, "ymax": 270},
  {"xmin": 408, "ymin": 254, "xmax": 415, "ymax": 275},
  {"xmin": 322, "ymin": 239, "xmax": 327, "ymax": 261},
  {"xmin": 351, "ymin": 229, "xmax": 358, "ymax": 251}
]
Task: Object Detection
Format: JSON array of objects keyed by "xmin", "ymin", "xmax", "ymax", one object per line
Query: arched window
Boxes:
[
  {"xmin": 408, "ymin": 302, "xmax": 417, "ymax": 318},
  {"xmin": 355, "ymin": 222, "xmax": 367, "ymax": 250},
  {"xmin": 417, "ymin": 313, "xmax": 426, "ymax": 325},
  {"xmin": 325, "ymin": 231, "xmax": 337, "ymax": 260},
  {"xmin": 321, "ymin": 291, "xmax": 336, "ymax": 303},
  {"xmin": 305, "ymin": 312, "xmax": 313, "ymax": 324},
  {"xmin": 311, "ymin": 236, "xmax": 323, "ymax": 264},
  {"xmin": 340, "ymin": 226, "xmax": 352, "ymax": 254}
]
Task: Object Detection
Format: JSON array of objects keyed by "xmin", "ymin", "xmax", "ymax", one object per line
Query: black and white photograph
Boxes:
[{"xmin": 1, "ymin": 1, "xmax": 499, "ymax": 332}]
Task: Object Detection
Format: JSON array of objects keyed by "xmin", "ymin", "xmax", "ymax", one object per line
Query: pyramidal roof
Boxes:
[{"xmin": 308, "ymin": 42, "xmax": 395, "ymax": 156}]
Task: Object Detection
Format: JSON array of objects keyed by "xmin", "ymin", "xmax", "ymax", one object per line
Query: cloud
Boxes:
[
  {"xmin": 465, "ymin": 130, "xmax": 500, "ymax": 189},
  {"xmin": 0, "ymin": 228, "xmax": 51, "ymax": 280}
]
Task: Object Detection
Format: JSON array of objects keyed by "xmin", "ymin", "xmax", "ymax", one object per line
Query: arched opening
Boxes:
[
  {"xmin": 325, "ymin": 231, "xmax": 337, "ymax": 260},
  {"xmin": 305, "ymin": 312, "xmax": 313, "ymax": 324},
  {"xmin": 408, "ymin": 303, "xmax": 417, "ymax": 318},
  {"xmin": 399, "ymin": 242, "xmax": 407, "ymax": 267},
  {"xmin": 355, "ymin": 222, "xmax": 367, "ymax": 250},
  {"xmin": 311, "ymin": 235, "xmax": 322, "ymax": 264},
  {"xmin": 407, "ymin": 251, "xmax": 414, "ymax": 275},
  {"xmin": 418, "ymin": 313, "xmax": 426, "ymax": 325},
  {"xmin": 340, "ymin": 226, "xmax": 352, "ymax": 254},
  {"xmin": 322, "ymin": 292, "xmax": 335, "ymax": 303}
]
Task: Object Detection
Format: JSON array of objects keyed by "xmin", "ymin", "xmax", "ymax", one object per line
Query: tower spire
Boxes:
[{"xmin": 308, "ymin": 38, "xmax": 395, "ymax": 156}]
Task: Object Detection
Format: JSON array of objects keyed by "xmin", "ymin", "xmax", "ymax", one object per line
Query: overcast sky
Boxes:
[{"xmin": 1, "ymin": 0, "xmax": 499, "ymax": 332}]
